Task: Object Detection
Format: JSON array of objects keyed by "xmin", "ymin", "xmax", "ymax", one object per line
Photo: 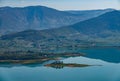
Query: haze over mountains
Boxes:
[{"xmin": 0, "ymin": 6, "xmax": 114, "ymax": 35}]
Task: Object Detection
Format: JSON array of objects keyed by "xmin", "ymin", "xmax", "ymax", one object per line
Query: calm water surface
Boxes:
[{"xmin": 0, "ymin": 48, "xmax": 120, "ymax": 81}]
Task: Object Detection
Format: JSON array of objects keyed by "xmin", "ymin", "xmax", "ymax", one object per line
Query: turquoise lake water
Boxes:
[{"xmin": 0, "ymin": 48, "xmax": 120, "ymax": 81}]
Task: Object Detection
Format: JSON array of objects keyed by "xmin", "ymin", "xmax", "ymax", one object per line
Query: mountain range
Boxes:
[
  {"xmin": 1, "ymin": 9, "xmax": 120, "ymax": 52},
  {"xmin": 0, "ymin": 6, "xmax": 114, "ymax": 35}
]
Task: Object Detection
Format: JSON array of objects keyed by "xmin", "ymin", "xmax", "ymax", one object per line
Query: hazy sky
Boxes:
[{"xmin": 0, "ymin": 0, "xmax": 120, "ymax": 10}]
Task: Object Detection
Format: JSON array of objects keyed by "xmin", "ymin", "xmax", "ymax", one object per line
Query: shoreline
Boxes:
[{"xmin": 0, "ymin": 53, "xmax": 84, "ymax": 64}]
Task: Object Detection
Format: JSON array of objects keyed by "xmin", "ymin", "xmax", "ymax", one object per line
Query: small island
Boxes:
[{"xmin": 44, "ymin": 61, "xmax": 91, "ymax": 69}]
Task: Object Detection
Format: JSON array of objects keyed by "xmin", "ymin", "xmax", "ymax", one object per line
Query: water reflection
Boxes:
[
  {"xmin": 0, "ymin": 60, "xmax": 55, "ymax": 68},
  {"xmin": 50, "ymin": 64, "xmax": 64, "ymax": 69},
  {"xmin": 0, "ymin": 56, "xmax": 120, "ymax": 81},
  {"xmin": 0, "ymin": 48, "xmax": 120, "ymax": 81}
]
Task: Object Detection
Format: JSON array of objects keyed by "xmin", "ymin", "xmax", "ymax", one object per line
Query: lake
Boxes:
[{"xmin": 0, "ymin": 47, "xmax": 120, "ymax": 81}]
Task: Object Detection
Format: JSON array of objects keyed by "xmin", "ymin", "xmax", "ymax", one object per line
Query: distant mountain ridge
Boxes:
[
  {"xmin": 67, "ymin": 8, "xmax": 115, "ymax": 15},
  {"xmin": 0, "ymin": 10, "xmax": 120, "ymax": 50},
  {"xmin": 0, "ymin": 6, "xmax": 114, "ymax": 35},
  {"xmin": 1, "ymin": 10, "xmax": 120, "ymax": 39},
  {"xmin": 2, "ymin": 10, "xmax": 120, "ymax": 37},
  {"xmin": 70, "ymin": 10, "xmax": 120, "ymax": 35}
]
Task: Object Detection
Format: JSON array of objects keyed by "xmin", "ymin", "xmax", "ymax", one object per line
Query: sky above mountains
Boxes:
[{"xmin": 0, "ymin": 0, "xmax": 120, "ymax": 10}]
